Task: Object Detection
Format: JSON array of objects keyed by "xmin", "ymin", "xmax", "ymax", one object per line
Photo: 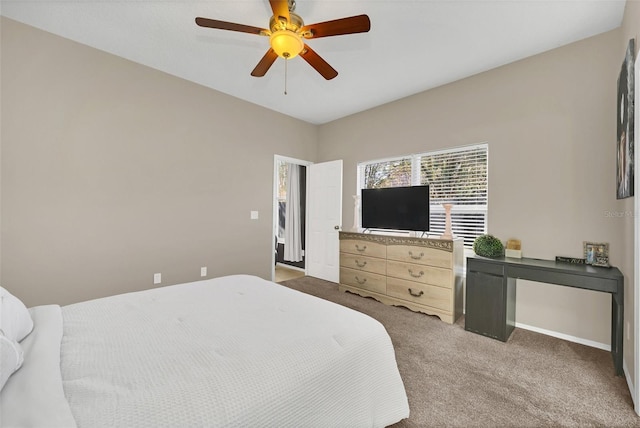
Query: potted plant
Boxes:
[{"xmin": 473, "ymin": 234, "xmax": 504, "ymax": 258}]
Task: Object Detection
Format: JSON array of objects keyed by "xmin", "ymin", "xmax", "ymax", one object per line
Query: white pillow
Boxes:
[
  {"xmin": 0, "ymin": 333, "xmax": 24, "ymax": 392},
  {"xmin": 0, "ymin": 286, "xmax": 34, "ymax": 342}
]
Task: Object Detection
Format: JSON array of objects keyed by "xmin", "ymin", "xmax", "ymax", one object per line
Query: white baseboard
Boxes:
[
  {"xmin": 515, "ymin": 322, "xmax": 610, "ymax": 351},
  {"xmin": 623, "ymin": 358, "xmax": 635, "ymax": 411}
]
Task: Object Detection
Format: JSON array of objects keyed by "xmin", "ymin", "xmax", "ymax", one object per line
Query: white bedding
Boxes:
[
  {"xmin": 2, "ymin": 275, "xmax": 409, "ymax": 427},
  {"xmin": 1, "ymin": 305, "xmax": 76, "ymax": 428}
]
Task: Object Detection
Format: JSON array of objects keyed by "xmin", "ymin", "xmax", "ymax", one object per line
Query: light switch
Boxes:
[{"xmin": 250, "ymin": 211, "xmax": 259, "ymax": 220}]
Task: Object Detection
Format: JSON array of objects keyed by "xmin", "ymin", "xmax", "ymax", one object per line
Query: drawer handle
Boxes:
[
  {"xmin": 355, "ymin": 276, "xmax": 367, "ymax": 285},
  {"xmin": 355, "ymin": 244, "xmax": 367, "ymax": 252},
  {"xmin": 408, "ymin": 251, "xmax": 424, "ymax": 260},
  {"xmin": 408, "ymin": 269, "xmax": 424, "ymax": 278},
  {"xmin": 408, "ymin": 288, "xmax": 424, "ymax": 297},
  {"xmin": 355, "ymin": 260, "xmax": 367, "ymax": 268}
]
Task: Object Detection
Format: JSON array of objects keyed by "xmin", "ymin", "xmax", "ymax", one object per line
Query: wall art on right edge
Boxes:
[{"xmin": 617, "ymin": 38, "xmax": 635, "ymax": 199}]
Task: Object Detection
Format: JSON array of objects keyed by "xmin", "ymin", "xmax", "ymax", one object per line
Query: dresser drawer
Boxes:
[
  {"xmin": 386, "ymin": 244, "xmax": 452, "ymax": 268},
  {"xmin": 340, "ymin": 267, "xmax": 386, "ymax": 294},
  {"xmin": 387, "ymin": 277, "xmax": 451, "ymax": 312},
  {"xmin": 340, "ymin": 239, "xmax": 387, "ymax": 259},
  {"xmin": 386, "ymin": 260, "xmax": 451, "ymax": 288},
  {"xmin": 340, "ymin": 253, "xmax": 386, "ymax": 275}
]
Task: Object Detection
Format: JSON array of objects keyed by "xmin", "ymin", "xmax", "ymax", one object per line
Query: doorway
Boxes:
[{"xmin": 272, "ymin": 156, "xmax": 311, "ymax": 282}]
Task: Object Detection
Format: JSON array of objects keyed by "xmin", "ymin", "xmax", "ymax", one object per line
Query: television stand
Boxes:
[{"xmin": 338, "ymin": 232, "xmax": 463, "ymax": 324}]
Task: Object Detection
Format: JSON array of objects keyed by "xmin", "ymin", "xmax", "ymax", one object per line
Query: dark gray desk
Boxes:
[{"xmin": 465, "ymin": 255, "xmax": 624, "ymax": 376}]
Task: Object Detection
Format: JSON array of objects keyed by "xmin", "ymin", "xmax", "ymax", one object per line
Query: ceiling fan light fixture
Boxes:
[
  {"xmin": 270, "ymin": 30, "xmax": 304, "ymax": 59},
  {"xmin": 196, "ymin": 4, "xmax": 370, "ymax": 80}
]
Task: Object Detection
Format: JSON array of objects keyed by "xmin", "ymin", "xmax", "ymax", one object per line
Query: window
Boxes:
[
  {"xmin": 358, "ymin": 144, "xmax": 488, "ymax": 247},
  {"xmin": 276, "ymin": 160, "xmax": 288, "ymax": 241}
]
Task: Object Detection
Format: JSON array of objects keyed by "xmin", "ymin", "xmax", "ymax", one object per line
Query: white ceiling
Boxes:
[{"xmin": 1, "ymin": 1, "xmax": 627, "ymax": 124}]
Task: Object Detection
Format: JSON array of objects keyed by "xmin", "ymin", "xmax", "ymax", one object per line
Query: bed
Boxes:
[{"xmin": 0, "ymin": 274, "xmax": 409, "ymax": 427}]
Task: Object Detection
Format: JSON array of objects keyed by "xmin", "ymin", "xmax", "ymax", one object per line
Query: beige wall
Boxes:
[
  {"xmin": 0, "ymin": 17, "xmax": 318, "ymax": 307},
  {"xmin": 317, "ymin": 29, "xmax": 624, "ymax": 352}
]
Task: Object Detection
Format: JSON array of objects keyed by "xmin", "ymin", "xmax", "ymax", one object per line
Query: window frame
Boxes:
[{"xmin": 356, "ymin": 143, "xmax": 488, "ymax": 248}]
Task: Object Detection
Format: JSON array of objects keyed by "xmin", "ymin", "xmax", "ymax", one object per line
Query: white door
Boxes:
[{"xmin": 307, "ymin": 160, "xmax": 343, "ymax": 282}]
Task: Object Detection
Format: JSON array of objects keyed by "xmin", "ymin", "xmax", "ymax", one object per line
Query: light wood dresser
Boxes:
[{"xmin": 339, "ymin": 231, "xmax": 464, "ymax": 324}]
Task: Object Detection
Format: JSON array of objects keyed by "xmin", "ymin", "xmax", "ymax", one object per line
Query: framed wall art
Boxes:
[{"xmin": 617, "ymin": 38, "xmax": 635, "ymax": 199}]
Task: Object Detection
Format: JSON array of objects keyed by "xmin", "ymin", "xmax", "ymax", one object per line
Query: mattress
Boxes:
[{"xmin": 1, "ymin": 275, "xmax": 409, "ymax": 427}]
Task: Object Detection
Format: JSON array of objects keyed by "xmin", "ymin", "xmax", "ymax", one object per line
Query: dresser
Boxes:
[{"xmin": 339, "ymin": 232, "xmax": 463, "ymax": 324}]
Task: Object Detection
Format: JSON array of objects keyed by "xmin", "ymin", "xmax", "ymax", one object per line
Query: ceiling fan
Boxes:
[{"xmin": 195, "ymin": 0, "xmax": 370, "ymax": 80}]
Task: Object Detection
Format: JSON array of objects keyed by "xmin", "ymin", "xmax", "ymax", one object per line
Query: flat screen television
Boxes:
[{"xmin": 361, "ymin": 185, "xmax": 430, "ymax": 231}]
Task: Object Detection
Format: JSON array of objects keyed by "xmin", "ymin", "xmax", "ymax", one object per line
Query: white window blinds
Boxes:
[{"xmin": 358, "ymin": 144, "xmax": 488, "ymax": 247}]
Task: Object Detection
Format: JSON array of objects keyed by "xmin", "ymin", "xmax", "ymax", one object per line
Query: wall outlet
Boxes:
[
  {"xmin": 250, "ymin": 210, "xmax": 259, "ymax": 220},
  {"xmin": 200, "ymin": 267, "xmax": 207, "ymax": 277},
  {"xmin": 153, "ymin": 273, "xmax": 162, "ymax": 284}
]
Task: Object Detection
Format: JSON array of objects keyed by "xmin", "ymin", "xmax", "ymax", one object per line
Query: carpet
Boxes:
[{"xmin": 279, "ymin": 276, "xmax": 638, "ymax": 427}]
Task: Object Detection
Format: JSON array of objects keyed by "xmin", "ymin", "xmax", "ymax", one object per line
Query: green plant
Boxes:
[{"xmin": 473, "ymin": 234, "xmax": 504, "ymax": 258}]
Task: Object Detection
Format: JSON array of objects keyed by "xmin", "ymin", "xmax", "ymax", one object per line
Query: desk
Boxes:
[{"xmin": 465, "ymin": 255, "xmax": 624, "ymax": 376}]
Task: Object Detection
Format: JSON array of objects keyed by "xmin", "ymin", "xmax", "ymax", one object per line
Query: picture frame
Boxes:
[
  {"xmin": 616, "ymin": 39, "xmax": 635, "ymax": 199},
  {"xmin": 583, "ymin": 241, "xmax": 609, "ymax": 267}
]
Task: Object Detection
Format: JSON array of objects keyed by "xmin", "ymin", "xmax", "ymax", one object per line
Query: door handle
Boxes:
[{"xmin": 334, "ymin": 225, "xmax": 341, "ymax": 230}]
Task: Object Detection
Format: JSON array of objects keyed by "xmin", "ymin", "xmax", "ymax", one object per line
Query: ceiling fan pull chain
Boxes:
[{"xmin": 284, "ymin": 56, "xmax": 288, "ymax": 95}]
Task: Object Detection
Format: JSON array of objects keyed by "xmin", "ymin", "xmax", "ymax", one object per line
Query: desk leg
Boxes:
[
  {"xmin": 506, "ymin": 277, "xmax": 517, "ymax": 339},
  {"xmin": 612, "ymin": 292, "xmax": 624, "ymax": 376}
]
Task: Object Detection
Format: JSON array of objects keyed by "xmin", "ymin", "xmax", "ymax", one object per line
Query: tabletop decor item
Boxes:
[
  {"xmin": 352, "ymin": 195, "xmax": 360, "ymax": 232},
  {"xmin": 583, "ymin": 241, "xmax": 610, "ymax": 267},
  {"xmin": 440, "ymin": 203, "xmax": 454, "ymax": 239},
  {"xmin": 505, "ymin": 238, "xmax": 522, "ymax": 258},
  {"xmin": 473, "ymin": 234, "xmax": 504, "ymax": 258},
  {"xmin": 555, "ymin": 256, "xmax": 585, "ymax": 264}
]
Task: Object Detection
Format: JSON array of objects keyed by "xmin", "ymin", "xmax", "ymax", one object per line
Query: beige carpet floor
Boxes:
[{"xmin": 280, "ymin": 276, "xmax": 639, "ymax": 428}]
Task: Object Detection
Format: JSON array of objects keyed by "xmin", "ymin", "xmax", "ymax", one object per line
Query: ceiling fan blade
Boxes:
[
  {"xmin": 300, "ymin": 44, "xmax": 338, "ymax": 80},
  {"xmin": 195, "ymin": 17, "xmax": 267, "ymax": 35},
  {"xmin": 251, "ymin": 49, "xmax": 279, "ymax": 77},
  {"xmin": 269, "ymin": 0, "xmax": 290, "ymax": 23},
  {"xmin": 300, "ymin": 14, "xmax": 370, "ymax": 39}
]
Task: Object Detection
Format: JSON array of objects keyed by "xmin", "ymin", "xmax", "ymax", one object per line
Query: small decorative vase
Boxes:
[
  {"xmin": 440, "ymin": 203, "xmax": 454, "ymax": 239},
  {"xmin": 352, "ymin": 195, "xmax": 360, "ymax": 232}
]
